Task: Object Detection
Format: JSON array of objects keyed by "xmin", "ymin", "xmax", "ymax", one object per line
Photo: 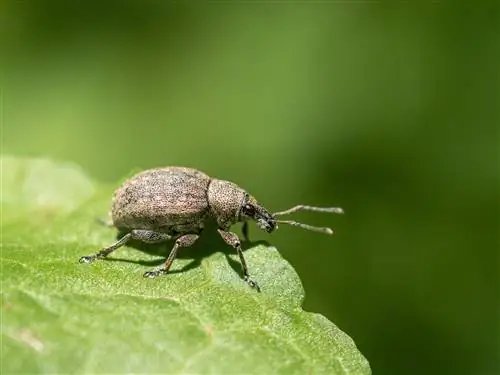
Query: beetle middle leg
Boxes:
[
  {"xmin": 217, "ymin": 229, "xmax": 260, "ymax": 292},
  {"xmin": 79, "ymin": 230, "xmax": 173, "ymax": 263},
  {"xmin": 143, "ymin": 234, "xmax": 200, "ymax": 278}
]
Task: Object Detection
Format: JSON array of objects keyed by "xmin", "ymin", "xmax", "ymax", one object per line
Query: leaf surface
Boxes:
[{"xmin": 1, "ymin": 156, "xmax": 370, "ymax": 375}]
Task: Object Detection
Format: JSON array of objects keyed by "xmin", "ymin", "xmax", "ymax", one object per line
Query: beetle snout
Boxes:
[
  {"xmin": 257, "ymin": 214, "xmax": 276, "ymax": 233},
  {"xmin": 265, "ymin": 220, "xmax": 276, "ymax": 233},
  {"xmin": 241, "ymin": 197, "xmax": 277, "ymax": 233}
]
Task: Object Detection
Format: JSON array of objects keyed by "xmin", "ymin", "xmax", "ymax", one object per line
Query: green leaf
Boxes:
[{"xmin": 1, "ymin": 156, "xmax": 371, "ymax": 375}]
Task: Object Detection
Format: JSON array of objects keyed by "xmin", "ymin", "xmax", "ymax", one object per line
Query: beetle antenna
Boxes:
[
  {"xmin": 275, "ymin": 220, "xmax": 334, "ymax": 235},
  {"xmin": 273, "ymin": 205, "xmax": 343, "ymax": 235},
  {"xmin": 273, "ymin": 205, "xmax": 344, "ymax": 217}
]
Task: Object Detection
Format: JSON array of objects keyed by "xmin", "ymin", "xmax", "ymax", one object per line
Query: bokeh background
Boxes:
[{"xmin": 3, "ymin": 2, "xmax": 498, "ymax": 375}]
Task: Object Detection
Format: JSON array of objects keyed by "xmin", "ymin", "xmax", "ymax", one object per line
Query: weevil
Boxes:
[{"xmin": 79, "ymin": 167, "xmax": 343, "ymax": 291}]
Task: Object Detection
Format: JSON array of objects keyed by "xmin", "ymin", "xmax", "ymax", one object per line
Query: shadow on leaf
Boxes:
[{"xmin": 96, "ymin": 222, "xmax": 270, "ymax": 280}]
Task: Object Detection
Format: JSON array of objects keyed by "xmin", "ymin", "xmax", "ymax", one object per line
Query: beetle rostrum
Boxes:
[{"xmin": 79, "ymin": 167, "xmax": 343, "ymax": 291}]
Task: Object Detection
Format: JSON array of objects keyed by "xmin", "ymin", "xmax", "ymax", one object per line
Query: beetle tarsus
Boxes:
[
  {"xmin": 143, "ymin": 269, "xmax": 166, "ymax": 278},
  {"xmin": 79, "ymin": 255, "xmax": 96, "ymax": 263},
  {"xmin": 244, "ymin": 275, "xmax": 261, "ymax": 292}
]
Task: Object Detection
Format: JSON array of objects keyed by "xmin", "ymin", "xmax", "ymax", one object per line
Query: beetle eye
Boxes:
[{"xmin": 243, "ymin": 204, "xmax": 256, "ymax": 217}]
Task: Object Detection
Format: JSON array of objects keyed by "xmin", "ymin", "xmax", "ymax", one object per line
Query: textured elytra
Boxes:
[{"xmin": 112, "ymin": 167, "xmax": 212, "ymax": 233}]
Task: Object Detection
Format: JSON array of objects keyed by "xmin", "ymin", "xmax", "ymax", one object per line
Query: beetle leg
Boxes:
[
  {"xmin": 242, "ymin": 221, "xmax": 250, "ymax": 242},
  {"xmin": 217, "ymin": 229, "xmax": 260, "ymax": 292},
  {"xmin": 79, "ymin": 230, "xmax": 172, "ymax": 264},
  {"xmin": 79, "ymin": 233, "xmax": 132, "ymax": 263},
  {"xmin": 143, "ymin": 234, "xmax": 199, "ymax": 278},
  {"xmin": 129, "ymin": 230, "xmax": 173, "ymax": 244}
]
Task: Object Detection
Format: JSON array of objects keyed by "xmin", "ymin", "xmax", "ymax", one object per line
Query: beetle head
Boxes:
[{"xmin": 207, "ymin": 179, "xmax": 276, "ymax": 232}]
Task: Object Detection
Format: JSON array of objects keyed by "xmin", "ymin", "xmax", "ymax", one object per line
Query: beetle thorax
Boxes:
[{"xmin": 207, "ymin": 179, "xmax": 246, "ymax": 229}]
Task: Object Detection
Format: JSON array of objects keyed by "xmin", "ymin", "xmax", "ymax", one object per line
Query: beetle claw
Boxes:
[
  {"xmin": 244, "ymin": 276, "xmax": 261, "ymax": 292},
  {"xmin": 79, "ymin": 255, "xmax": 96, "ymax": 264},
  {"xmin": 143, "ymin": 269, "xmax": 165, "ymax": 278}
]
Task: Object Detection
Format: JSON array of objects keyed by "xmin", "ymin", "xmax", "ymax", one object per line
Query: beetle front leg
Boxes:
[
  {"xmin": 217, "ymin": 229, "xmax": 260, "ymax": 292},
  {"xmin": 79, "ymin": 230, "xmax": 172, "ymax": 263},
  {"xmin": 143, "ymin": 234, "xmax": 200, "ymax": 278}
]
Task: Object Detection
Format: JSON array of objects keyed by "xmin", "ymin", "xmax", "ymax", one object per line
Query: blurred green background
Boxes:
[{"xmin": 3, "ymin": 2, "xmax": 498, "ymax": 375}]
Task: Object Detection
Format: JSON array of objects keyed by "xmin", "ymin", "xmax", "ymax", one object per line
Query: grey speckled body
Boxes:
[
  {"xmin": 80, "ymin": 166, "xmax": 344, "ymax": 291},
  {"xmin": 112, "ymin": 167, "xmax": 212, "ymax": 234}
]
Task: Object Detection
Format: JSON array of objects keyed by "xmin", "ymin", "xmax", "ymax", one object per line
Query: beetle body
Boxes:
[
  {"xmin": 80, "ymin": 166, "xmax": 343, "ymax": 291},
  {"xmin": 112, "ymin": 167, "xmax": 275, "ymax": 235},
  {"xmin": 112, "ymin": 167, "xmax": 212, "ymax": 235}
]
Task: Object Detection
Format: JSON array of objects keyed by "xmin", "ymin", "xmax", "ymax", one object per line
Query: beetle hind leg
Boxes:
[
  {"xmin": 79, "ymin": 233, "xmax": 132, "ymax": 263},
  {"xmin": 79, "ymin": 230, "xmax": 172, "ymax": 264}
]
